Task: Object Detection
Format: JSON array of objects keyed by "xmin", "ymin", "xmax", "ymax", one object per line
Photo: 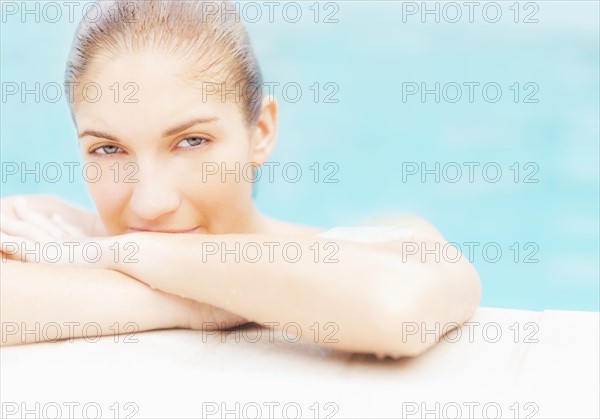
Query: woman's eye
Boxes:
[
  {"xmin": 91, "ymin": 145, "xmax": 122, "ymax": 155},
  {"xmin": 177, "ymin": 137, "xmax": 207, "ymax": 148}
]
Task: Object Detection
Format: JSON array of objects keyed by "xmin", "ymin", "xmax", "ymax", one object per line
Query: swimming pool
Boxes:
[{"xmin": 1, "ymin": 1, "xmax": 598, "ymax": 311}]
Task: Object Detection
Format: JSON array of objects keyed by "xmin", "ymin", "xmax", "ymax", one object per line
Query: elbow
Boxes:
[
  {"xmin": 368, "ymin": 291, "xmax": 438, "ymax": 359},
  {"xmin": 368, "ymin": 258, "xmax": 482, "ymax": 359}
]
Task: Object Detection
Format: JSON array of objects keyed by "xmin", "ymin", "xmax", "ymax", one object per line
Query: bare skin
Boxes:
[
  {"xmin": 0, "ymin": 50, "xmax": 481, "ymax": 356},
  {"xmin": 0, "ymin": 195, "xmax": 320, "ymax": 346},
  {"xmin": 1, "ymin": 195, "xmax": 480, "ymax": 358}
]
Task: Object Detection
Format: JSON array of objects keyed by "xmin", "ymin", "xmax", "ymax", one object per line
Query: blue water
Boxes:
[{"xmin": 1, "ymin": 1, "xmax": 598, "ymax": 311}]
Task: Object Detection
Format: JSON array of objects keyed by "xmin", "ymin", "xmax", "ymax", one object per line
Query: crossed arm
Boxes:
[
  {"xmin": 0, "ymin": 195, "xmax": 245, "ymax": 346},
  {"xmin": 0, "ymin": 196, "xmax": 481, "ymax": 357},
  {"xmin": 98, "ymin": 230, "xmax": 481, "ymax": 357}
]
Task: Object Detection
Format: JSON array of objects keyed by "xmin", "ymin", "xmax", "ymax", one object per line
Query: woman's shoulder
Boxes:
[
  {"xmin": 272, "ymin": 221, "xmax": 328, "ymax": 237},
  {"xmin": 256, "ymin": 212, "xmax": 443, "ymax": 241},
  {"xmin": 258, "ymin": 216, "xmax": 327, "ymax": 237}
]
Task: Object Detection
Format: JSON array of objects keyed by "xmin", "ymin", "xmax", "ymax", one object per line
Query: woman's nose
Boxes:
[{"xmin": 128, "ymin": 167, "xmax": 180, "ymax": 221}]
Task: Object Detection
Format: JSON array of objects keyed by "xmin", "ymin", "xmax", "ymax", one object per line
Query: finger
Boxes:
[
  {"xmin": 0, "ymin": 197, "xmax": 19, "ymax": 219},
  {"xmin": 0, "ymin": 214, "xmax": 52, "ymax": 242},
  {"xmin": 51, "ymin": 213, "xmax": 87, "ymax": 238},
  {"xmin": 0, "ymin": 231, "xmax": 37, "ymax": 262},
  {"xmin": 13, "ymin": 198, "xmax": 66, "ymax": 239}
]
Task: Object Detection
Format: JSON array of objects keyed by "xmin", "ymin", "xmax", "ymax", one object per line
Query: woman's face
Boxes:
[{"xmin": 73, "ymin": 51, "xmax": 276, "ymax": 235}]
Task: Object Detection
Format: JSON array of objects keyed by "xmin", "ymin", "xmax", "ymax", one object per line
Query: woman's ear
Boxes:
[{"xmin": 249, "ymin": 94, "xmax": 278, "ymax": 166}]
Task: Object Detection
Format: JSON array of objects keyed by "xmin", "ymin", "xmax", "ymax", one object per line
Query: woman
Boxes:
[{"xmin": 0, "ymin": 0, "xmax": 481, "ymax": 358}]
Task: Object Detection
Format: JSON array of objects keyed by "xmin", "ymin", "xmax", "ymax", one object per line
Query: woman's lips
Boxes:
[{"xmin": 126, "ymin": 227, "xmax": 201, "ymax": 234}]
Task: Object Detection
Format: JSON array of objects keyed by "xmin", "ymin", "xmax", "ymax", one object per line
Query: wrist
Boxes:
[
  {"xmin": 70, "ymin": 235, "xmax": 126, "ymax": 270},
  {"xmin": 95, "ymin": 232, "xmax": 153, "ymax": 280}
]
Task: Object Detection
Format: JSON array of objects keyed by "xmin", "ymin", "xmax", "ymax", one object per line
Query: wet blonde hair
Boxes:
[{"xmin": 64, "ymin": 0, "xmax": 264, "ymax": 129}]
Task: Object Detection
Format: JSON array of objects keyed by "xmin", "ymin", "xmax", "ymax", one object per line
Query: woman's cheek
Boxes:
[{"xmin": 86, "ymin": 174, "xmax": 131, "ymax": 233}]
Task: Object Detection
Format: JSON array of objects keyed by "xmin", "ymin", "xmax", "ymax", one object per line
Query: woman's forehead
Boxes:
[{"xmin": 73, "ymin": 51, "xmax": 240, "ymax": 110}]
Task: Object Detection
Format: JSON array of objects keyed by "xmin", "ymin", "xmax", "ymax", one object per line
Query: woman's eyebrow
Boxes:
[
  {"xmin": 162, "ymin": 117, "xmax": 220, "ymax": 137},
  {"xmin": 78, "ymin": 117, "xmax": 220, "ymax": 142},
  {"xmin": 78, "ymin": 130, "xmax": 120, "ymax": 142}
]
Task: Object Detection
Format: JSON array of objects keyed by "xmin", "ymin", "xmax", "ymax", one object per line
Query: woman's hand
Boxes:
[
  {"xmin": 1, "ymin": 197, "xmax": 90, "ymax": 264},
  {"xmin": 0, "ymin": 194, "xmax": 106, "ymax": 236}
]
